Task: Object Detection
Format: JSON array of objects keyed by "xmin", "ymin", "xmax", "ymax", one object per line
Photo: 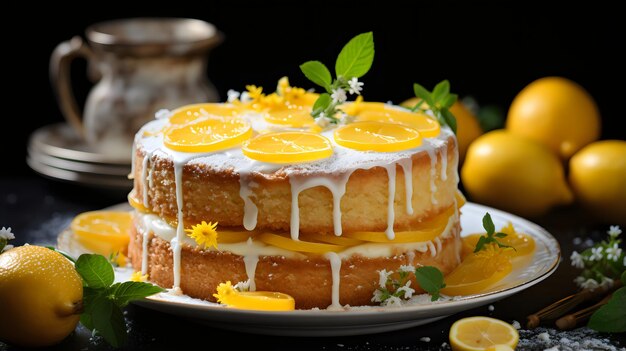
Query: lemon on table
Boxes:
[
  {"xmin": 0, "ymin": 245, "xmax": 83, "ymax": 347},
  {"xmin": 569, "ymin": 140, "xmax": 626, "ymax": 225},
  {"xmin": 334, "ymin": 121, "xmax": 422, "ymax": 152},
  {"xmin": 242, "ymin": 131, "xmax": 333, "ymax": 163},
  {"xmin": 461, "ymin": 130, "xmax": 573, "ymax": 217},
  {"xmin": 506, "ymin": 76, "xmax": 600, "ymax": 160},
  {"xmin": 449, "ymin": 316, "xmax": 519, "ymax": 351},
  {"xmin": 214, "ymin": 281, "xmax": 295, "ymax": 311},
  {"xmin": 71, "ymin": 211, "xmax": 132, "ymax": 256},
  {"xmin": 349, "ymin": 101, "xmax": 441, "ymax": 138},
  {"xmin": 164, "ymin": 118, "xmax": 252, "ymax": 153}
]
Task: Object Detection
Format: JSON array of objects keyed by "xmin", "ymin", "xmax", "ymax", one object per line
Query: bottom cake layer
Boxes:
[{"xmin": 128, "ymin": 219, "xmax": 462, "ymax": 309}]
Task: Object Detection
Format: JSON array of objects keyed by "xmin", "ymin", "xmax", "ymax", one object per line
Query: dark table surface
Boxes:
[{"xmin": 0, "ymin": 176, "xmax": 624, "ymax": 350}]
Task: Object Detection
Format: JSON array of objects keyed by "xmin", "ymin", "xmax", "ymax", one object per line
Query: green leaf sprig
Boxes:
[
  {"xmin": 374, "ymin": 265, "xmax": 446, "ymax": 304},
  {"xmin": 415, "ymin": 266, "xmax": 446, "ymax": 301},
  {"xmin": 300, "ymin": 32, "xmax": 374, "ymax": 123},
  {"xmin": 48, "ymin": 249, "xmax": 164, "ymax": 348},
  {"xmin": 473, "ymin": 213, "xmax": 512, "ymax": 253},
  {"xmin": 588, "ymin": 270, "xmax": 626, "ymax": 332},
  {"xmin": 411, "ymin": 80, "xmax": 459, "ymax": 134}
]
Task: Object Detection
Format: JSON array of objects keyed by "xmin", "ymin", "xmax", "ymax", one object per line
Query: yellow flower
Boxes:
[
  {"xmin": 500, "ymin": 222, "xmax": 517, "ymax": 236},
  {"xmin": 130, "ymin": 271, "xmax": 149, "ymax": 282},
  {"xmin": 261, "ymin": 93, "xmax": 285, "ymax": 109},
  {"xmin": 246, "ymin": 85, "xmax": 264, "ymax": 101},
  {"xmin": 213, "ymin": 281, "xmax": 237, "ymax": 305},
  {"xmin": 277, "ymin": 76, "xmax": 290, "ymax": 96},
  {"xmin": 186, "ymin": 221, "xmax": 219, "ymax": 250},
  {"xmin": 283, "ymin": 87, "xmax": 306, "ymax": 103}
]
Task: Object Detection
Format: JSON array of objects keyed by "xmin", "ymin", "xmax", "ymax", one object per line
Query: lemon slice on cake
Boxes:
[
  {"xmin": 334, "ymin": 121, "xmax": 422, "ymax": 152},
  {"xmin": 350, "ymin": 102, "xmax": 441, "ymax": 138},
  {"xmin": 169, "ymin": 103, "xmax": 241, "ymax": 125},
  {"xmin": 264, "ymin": 105, "xmax": 315, "ymax": 128},
  {"xmin": 164, "ymin": 118, "xmax": 252, "ymax": 153},
  {"xmin": 242, "ymin": 132, "xmax": 333, "ymax": 163}
]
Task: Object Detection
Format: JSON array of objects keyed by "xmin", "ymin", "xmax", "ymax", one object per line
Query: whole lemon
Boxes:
[
  {"xmin": 506, "ymin": 77, "xmax": 600, "ymax": 160},
  {"xmin": 462, "ymin": 130, "xmax": 573, "ymax": 217},
  {"xmin": 0, "ymin": 245, "xmax": 83, "ymax": 347},
  {"xmin": 569, "ymin": 140, "xmax": 626, "ymax": 225},
  {"xmin": 401, "ymin": 98, "xmax": 483, "ymax": 162}
]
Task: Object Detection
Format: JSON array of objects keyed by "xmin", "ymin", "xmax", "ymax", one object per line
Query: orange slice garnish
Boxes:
[
  {"xmin": 71, "ymin": 211, "xmax": 132, "ymax": 256},
  {"xmin": 349, "ymin": 102, "xmax": 441, "ymax": 138},
  {"xmin": 242, "ymin": 132, "xmax": 333, "ymax": 163},
  {"xmin": 334, "ymin": 121, "xmax": 422, "ymax": 152},
  {"xmin": 164, "ymin": 118, "xmax": 252, "ymax": 153}
]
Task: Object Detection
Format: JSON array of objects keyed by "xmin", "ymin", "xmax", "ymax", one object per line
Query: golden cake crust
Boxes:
[
  {"xmin": 128, "ymin": 220, "xmax": 462, "ymax": 309},
  {"xmin": 131, "ymin": 135, "xmax": 458, "ymax": 235}
]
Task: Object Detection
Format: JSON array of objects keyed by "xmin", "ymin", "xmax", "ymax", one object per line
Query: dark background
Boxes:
[{"xmin": 2, "ymin": 2, "xmax": 625, "ymax": 177}]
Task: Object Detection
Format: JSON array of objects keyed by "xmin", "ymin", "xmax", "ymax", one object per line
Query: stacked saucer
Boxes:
[{"xmin": 27, "ymin": 123, "xmax": 133, "ymax": 190}]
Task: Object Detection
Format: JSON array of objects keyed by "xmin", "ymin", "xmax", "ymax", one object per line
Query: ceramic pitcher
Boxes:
[{"xmin": 50, "ymin": 18, "xmax": 222, "ymax": 157}]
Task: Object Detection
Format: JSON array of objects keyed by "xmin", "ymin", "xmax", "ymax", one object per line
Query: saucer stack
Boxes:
[{"xmin": 27, "ymin": 123, "xmax": 132, "ymax": 190}]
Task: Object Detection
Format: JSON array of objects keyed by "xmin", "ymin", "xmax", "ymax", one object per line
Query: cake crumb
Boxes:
[
  {"xmin": 488, "ymin": 305, "xmax": 495, "ymax": 311},
  {"xmin": 420, "ymin": 337, "xmax": 431, "ymax": 342},
  {"xmin": 272, "ymin": 262, "xmax": 278, "ymax": 267}
]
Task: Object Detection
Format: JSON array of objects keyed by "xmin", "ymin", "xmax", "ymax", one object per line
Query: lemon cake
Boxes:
[{"xmin": 127, "ymin": 80, "xmax": 463, "ymax": 309}]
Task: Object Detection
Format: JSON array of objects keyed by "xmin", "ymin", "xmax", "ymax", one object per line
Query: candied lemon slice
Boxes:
[
  {"xmin": 258, "ymin": 233, "xmax": 345, "ymax": 253},
  {"xmin": 302, "ymin": 234, "xmax": 364, "ymax": 246},
  {"xmin": 449, "ymin": 316, "xmax": 519, "ymax": 351},
  {"xmin": 441, "ymin": 246, "xmax": 512, "ymax": 296},
  {"xmin": 164, "ymin": 118, "xmax": 252, "ymax": 153},
  {"xmin": 169, "ymin": 103, "xmax": 241, "ymax": 125},
  {"xmin": 334, "ymin": 121, "xmax": 422, "ymax": 152},
  {"xmin": 217, "ymin": 231, "xmax": 255, "ymax": 243},
  {"xmin": 461, "ymin": 223, "xmax": 535, "ymax": 259},
  {"xmin": 71, "ymin": 211, "xmax": 132, "ymax": 256},
  {"xmin": 128, "ymin": 192, "xmax": 149, "ymax": 213},
  {"xmin": 214, "ymin": 281, "xmax": 295, "ymax": 311},
  {"xmin": 264, "ymin": 106, "xmax": 315, "ymax": 127},
  {"xmin": 350, "ymin": 102, "xmax": 441, "ymax": 138},
  {"xmin": 242, "ymin": 132, "xmax": 333, "ymax": 163}
]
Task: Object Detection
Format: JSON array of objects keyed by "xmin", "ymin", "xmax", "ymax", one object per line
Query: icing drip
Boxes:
[
  {"xmin": 289, "ymin": 172, "xmax": 351, "ymax": 240},
  {"xmin": 243, "ymin": 240, "xmax": 259, "ymax": 291},
  {"xmin": 141, "ymin": 231, "xmax": 149, "ymax": 275},
  {"xmin": 325, "ymin": 252, "xmax": 342, "ymax": 309},
  {"xmin": 440, "ymin": 143, "xmax": 448, "ymax": 181},
  {"xmin": 239, "ymin": 173, "xmax": 258, "ymax": 231},
  {"xmin": 406, "ymin": 250, "xmax": 416, "ymax": 265},
  {"xmin": 434, "ymin": 237, "xmax": 442, "ymax": 254},
  {"xmin": 398, "ymin": 158, "xmax": 414, "ymax": 215},
  {"xmin": 384, "ymin": 164, "xmax": 397, "ymax": 240},
  {"xmin": 172, "ymin": 162, "xmax": 185, "ymax": 289},
  {"xmin": 427, "ymin": 241, "xmax": 437, "ymax": 257},
  {"xmin": 130, "ymin": 141, "xmax": 136, "ymax": 177},
  {"xmin": 426, "ymin": 148, "xmax": 438, "ymax": 205},
  {"xmin": 142, "ymin": 151, "xmax": 154, "ymax": 207}
]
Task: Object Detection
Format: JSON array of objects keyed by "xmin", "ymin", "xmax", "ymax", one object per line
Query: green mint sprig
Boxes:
[
  {"xmin": 411, "ymin": 80, "xmax": 458, "ymax": 134},
  {"xmin": 300, "ymin": 32, "xmax": 374, "ymax": 123},
  {"xmin": 474, "ymin": 213, "xmax": 512, "ymax": 253},
  {"xmin": 588, "ymin": 270, "xmax": 626, "ymax": 332},
  {"xmin": 415, "ymin": 266, "xmax": 446, "ymax": 301},
  {"xmin": 48, "ymin": 249, "xmax": 164, "ymax": 347},
  {"xmin": 374, "ymin": 265, "xmax": 446, "ymax": 304}
]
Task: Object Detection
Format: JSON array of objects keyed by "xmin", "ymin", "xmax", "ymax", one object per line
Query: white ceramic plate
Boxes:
[{"xmin": 58, "ymin": 202, "xmax": 560, "ymax": 336}]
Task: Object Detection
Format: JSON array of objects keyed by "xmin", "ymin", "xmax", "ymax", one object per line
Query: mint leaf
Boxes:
[
  {"xmin": 108, "ymin": 281, "xmax": 165, "ymax": 308},
  {"xmin": 415, "ymin": 266, "xmax": 446, "ymax": 301},
  {"xmin": 75, "ymin": 254, "xmax": 114, "ymax": 289},
  {"xmin": 335, "ymin": 32, "xmax": 375, "ymax": 78},
  {"xmin": 474, "ymin": 236, "xmax": 489, "ymax": 253},
  {"xmin": 413, "ymin": 83, "xmax": 434, "ymax": 107},
  {"xmin": 483, "ymin": 213, "xmax": 495, "ymax": 235},
  {"xmin": 432, "ymin": 80, "xmax": 450, "ymax": 102},
  {"xmin": 442, "ymin": 109, "xmax": 457, "ymax": 134},
  {"xmin": 312, "ymin": 93, "xmax": 332, "ymax": 117},
  {"xmin": 588, "ymin": 287, "xmax": 626, "ymax": 332},
  {"xmin": 91, "ymin": 296, "xmax": 127, "ymax": 348},
  {"xmin": 300, "ymin": 61, "xmax": 332, "ymax": 92},
  {"xmin": 441, "ymin": 93, "xmax": 458, "ymax": 109}
]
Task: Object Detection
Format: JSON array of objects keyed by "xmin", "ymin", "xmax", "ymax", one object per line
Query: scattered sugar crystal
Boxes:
[
  {"xmin": 573, "ymin": 237, "xmax": 582, "ymax": 245},
  {"xmin": 544, "ymin": 347, "xmax": 560, "ymax": 351},
  {"xmin": 420, "ymin": 337, "xmax": 431, "ymax": 342},
  {"xmin": 337, "ymin": 344, "xmax": 344, "ymax": 347},
  {"xmin": 538, "ymin": 332, "xmax": 551, "ymax": 343},
  {"xmin": 488, "ymin": 305, "xmax": 495, "ymax": 311},
  {"xmin": 512, "ymin": 320, "xmax": 521, "ymax": 330}
]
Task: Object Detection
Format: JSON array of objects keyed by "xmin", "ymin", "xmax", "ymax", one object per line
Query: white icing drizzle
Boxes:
[
  {"xmin": 141, "ymin": 231, "xmax": 149, "ymax": 275},
  {"xmin": 398, "ymin": 158, "xmax": 414, "ymax": 215},
  {"xmin": 426, "ymin": 148, "xmax": 438, "ymax": 205},
  {"xmin": 325, "ymin": 252, "xmax": 342, "ymax": 309},
  {"xmin": 427, "ymin": 241, "xmax": 437, "ymax": 257},
  {"xmin": 406, "ymin": 250, "xmax": 416, "ymax": 265},
  {"xmin": 243, "ymin": 239, "xmax": 259, "ymax": 291},
  {"xmin": 239, "ymin": 173, "xmax": 258, "ymax": 231},
  {"xmin": 383, "ymin": 164, "xmax": 397, "ymax": 240},
  {"xmin": 142, "ymin": 151, "xmax": 154, "ymax": 207},
  {"xmin": 289, "ymin": 172, "xmax": 351, "ymax": 240},
  {"xmin": 172, "ymin": 162, "xmax": 185, "ymax": 289},
  {"xmin": 130, "ymin": 141, "xmax": 136, "ymax": 178},
  {"xmin": 440, "ymin": 143, "xmax": 448, "ymax": 181},
  {"xmin": 434, "ymin": 236, "xmax": 442, "ymax": 254}
]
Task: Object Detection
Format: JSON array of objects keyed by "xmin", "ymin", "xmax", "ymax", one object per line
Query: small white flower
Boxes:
[
  {"xmin": 396, "ymin": 280, "xmax": 415, "ymax": 299},
  {"xmin": 608, "ymin": 225, "xmax": 622, "ymax": 238},
  {"xmin": 570, "ymin": 251, "xmax": 585, "ymax": 269},
  {"xmin": 226, "ymin": 89, "xmax": 240, "ymax": 103},
  {"xmin": 371, "ymin": 289, "xmax": 384, "ymax": 303},
  {"xmin": 378, "ymin": 269, "xmax": 393, "ymax": 289},
  {"xmin": 348, "ymin": 77, "xmax": 364, "ymax": 95},
  {"xmin": 600, "ymin": 276, "xmax": 614, "ymax": 289},
  {"xmin": 605, "ymin": 243, "xmax": 622, "ymax": 262},
  {"xmin": 580, "ymin": 278, "xmax": 599, "ymax": 290},
  {"xmin": 1, "ymin": 244, "xmax": 13, "ymax": 253},
  {"xmin": 398, "ymin": 264, "xmax": 415, "ymax": 273},
  {"xmin": 315, "ymin": 112, "xmax": 332, "ymax": 128},
  {"xmin": 234, "ymin": 279, "xmax": 250, "ymax": 292},
  {"xmin": 574, "ymin": 276, "xmax": 586, "ymax": 286},
  {"xmin": 0, "ymin": 227, "xmax": 14, "ymax": 240},
  {"xmin": 383, "ymin": 296, "xmax": 403, "ymax": 307},
  {"xmin": 331, "ymin": 88, "xmax": 347, "ymax": 103},
  {"xmin": 339, "ymin": 113, "xmax": 354, "ymax": 125},
  {"xmin": 589, "ymin": 247, "xmax": 604, "ymax": 261},
  {"xmin": 240, "ymin": 91, "xmax": 252, "ymax": 103},
  {"xmin": 154, "ymin": 109, "xmax": 171, "ymax": 120}
]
